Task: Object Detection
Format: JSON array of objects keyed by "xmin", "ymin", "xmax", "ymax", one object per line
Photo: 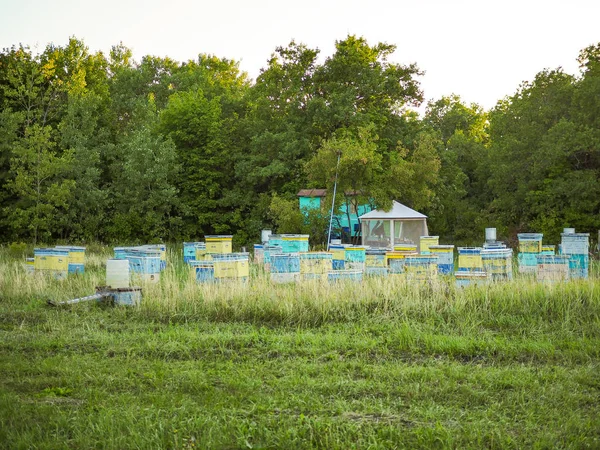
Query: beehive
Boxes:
[
  {"xmin": 184, "ymin": 242, "xmax": 203, "ymax": 263},
  {"xmin": 205, "ymin": 235, "xmax": 233, "ymax": 254},
  {"xmin": 457, "ymin": 247, "xmax": 484, "ymax": 272},
  {"xmin": 517, "ymin": 233, "xmax": 543, "ymax": 254},
  {"xmin": 536, "ymin": 255, "xmax": 569, "ymax": 282},
  {"xmin": 429, "ymin": 245, "xmax": 454, "ymax": 275},
  {"xmin": 213, "ymin": 253, "xmax": 249, "ymax": 281},
  {"xmin": 299, "ymin": 252, "xmax": 333, "ymax": 276},
  {"xmin": 403, "ymin": 255, "xmax": 438, "ymax": 280},
  {"xmin": 56, "ymin": 245, "xmax": 86, "ymax": 274},
  {"xmin": 253, "ymin": 244, "xmax": 264, "ymax": 264},
  {"xmin": 419, "ymin": 236, "xmax": 439, "ymax": 254},
  {"xmin": 34, "ymin": 248, "xmax": 69, "ymax": 279},
  {"xmin": 481, "ymin": 248, "xmax": 513, "ymax": 281},
  {"xmin": 455, "ymin": 271, "xmax": 488, "ymax": 288},
  {"xmin": 280, "ymin": 235, "xmax": 309, "ymax": 253},
  {"xmin": 329, "ymin": 244, "xmax": 346, "ymax": 270},
  {"xmin": 189, "ymin": 260, "xmax": 215, "ymax": 283}
]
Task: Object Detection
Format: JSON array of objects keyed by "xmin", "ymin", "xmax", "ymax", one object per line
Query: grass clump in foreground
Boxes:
[{"xmin": 0, "ymin": 247, "xmax": 599, "ymax": 449}]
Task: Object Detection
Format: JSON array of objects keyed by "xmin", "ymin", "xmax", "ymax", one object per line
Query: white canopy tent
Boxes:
[{"xmin": 359, "ymin": 201, "xmax": 429, "ymax": 250}]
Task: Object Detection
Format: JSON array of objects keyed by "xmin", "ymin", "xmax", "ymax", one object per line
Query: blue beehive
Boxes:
[
  {"xmin": 263, "ymin": 245, "xmax": 283, "ymax": 265},
  {"xmin": 429, "ymin": 245, "xmax": 454, "ymax": 275},
  {"xmin": 184, "ymin": 242, "xmax": 203, "ymax": 263},
  {"xmin": 189, "ymin": 261, "xmax": 215, "ymax": 283},
  {"xmin": 330, "ymin": 244, "xmax": 346, "ymax": 270},
  {"xmin": 270, "ymin": 253, "xmax": 300, "ymax": 274},
  {"xmin": 280, "ymin": 235, "xmax": 310, "ymax": 253}
]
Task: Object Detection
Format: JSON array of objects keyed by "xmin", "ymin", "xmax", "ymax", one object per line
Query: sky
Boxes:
[{"xmin": 1, "ymin": 0, "xmax": 599, "ymax": 110}]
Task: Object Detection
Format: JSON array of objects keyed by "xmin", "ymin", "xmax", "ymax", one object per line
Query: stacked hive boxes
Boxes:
[
  {"xmin": 455, "ymin": 247, "xmax": 487, "ymax": 287},
  {"xmin": 299, "ymin": 252, "xmax": 333, "ymax": 280},
  {"xmin": 365, "ymin": 248, "xmax": 388, "ymax": 276},
  {"xmin": 262, "ymin": 245, "xmax": 283, "ymax": 272},
  {"xmin": 205, "ymin": 235, "xmax": 233, "ymax": 255},
  {"xmin": 481, "ymin": 248, "xmax": 513, "ymax": 281},
  {"xmin": 142, "ymin": 244, "xmax": 167, "ymax": 270},
  {"xmin": 184, "ymin": 242, "xmax": 203, "ymax": 263},
  {"xmin": 386, "ymin": 249, "xmax": 419, "ymax": 277},
  {"xmin": 403, "ymin": 255, "xmax": 438, "ymax": 281},
  {"xmin": 419, "ymin": 236, "xmax": 439, "ymax": 254},
  {"xmin": 128, "ymin": 253, "xmax": 161, "ymax": 283},
  {"xmin": 114, "ymin": 246, "xmax": 162, "ymax": 283},
  {"xmin": 344, "ymin": 246, "xmax": 366, "ymax": 271},
  {"xmin": 429, "ymin": 245, "xmax": 454, "ymax": 275},
  {"xmin": 561, "ymin": 231, "xmax": 589, "ymax": 279},
  {"xmin": 253, "ymin": 244, "xmax": 264, "ymax": 264},
  {"xmin": 189, "ymin": 260, "xmax": 215, "ymax": 283},
  {"xmin": 55, "ymin": 246, "xmax": 86, "ymax": 274},
  {"xmin": 270, "ymin": 253, "xmax": 300, "ymax": 283},
  {"xmin": 330, "ymin": 244, "xmax": 347, "ymax": 270},
  {"xmin": 213, "ymin": 253, "xmax": 249, "ymax": 282},
  {"xmin": 536, "ymin": 255, "xmax": 570, "ymax": 282},
  {"xmin": 34, "ymin": 248, "xmax": 69, "ymax": 280},
  {"xmin": 517, "ymin": 233, "xmax": 543, "ymax": 274}
]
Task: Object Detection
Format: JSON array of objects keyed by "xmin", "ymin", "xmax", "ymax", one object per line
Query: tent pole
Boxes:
[{"xmin": 327, "ymin": 153, "xmax": 341, "ymax": 252}]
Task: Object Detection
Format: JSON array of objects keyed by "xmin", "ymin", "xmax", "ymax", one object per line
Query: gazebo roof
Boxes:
[{"xmin": 359, "ymin": 201, "xmax": 427, "ymax": 220}]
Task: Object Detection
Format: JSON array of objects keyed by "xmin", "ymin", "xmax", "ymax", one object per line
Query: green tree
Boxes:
[
  {"xmin": 159, "ymin": 89, "xmax": 229, "ymax": 237},
  {"xmin": 423, "ymin": 96, "xmax": 491, "ymax": 243},
  {"xmin": 6, "ymin": 124, "xmax": 74, "ymax": 244},
  {"xmin": 109, "ymin": 102, "xmax": 179, "ymax": 242},
  {"xmin": 306, "ymin": 124, "xmax": 440, "ymax": 243}
]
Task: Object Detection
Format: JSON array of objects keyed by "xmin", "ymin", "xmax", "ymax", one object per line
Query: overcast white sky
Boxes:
[{"xmin": 1, "ymin": 0, "xmax": 599, "ymax": 110}]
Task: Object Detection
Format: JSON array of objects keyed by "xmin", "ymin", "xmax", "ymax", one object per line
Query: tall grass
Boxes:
[
  {"xmin": 1, "ymin": 246, "xmax": 599, "ymax": 333},
  {"xmin": 1, "ymin": 245, "xmax": 599, "ymax": 448}
]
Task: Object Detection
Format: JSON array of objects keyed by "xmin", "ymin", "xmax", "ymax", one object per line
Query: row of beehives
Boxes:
[
  {"xmin": 514, "ymin": 229, "xmax": 590, "ymax": 280},
  {"xmin": 27, "ymin": 246, "xmax": 86, "ymax": 279},
  {"xmin": 182, "ymin": 231, "xmax": 592, "ymax": 286}
]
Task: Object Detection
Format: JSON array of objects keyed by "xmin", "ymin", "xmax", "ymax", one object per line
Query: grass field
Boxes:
[{"xmin": 1, "ymin": 247, "xmax": 599, "ymax": 449}]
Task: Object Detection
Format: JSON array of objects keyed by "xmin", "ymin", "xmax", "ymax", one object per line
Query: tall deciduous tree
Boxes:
[{"xmin": 6, "ymin": 124, "xmax": 74, "ymax": 244}]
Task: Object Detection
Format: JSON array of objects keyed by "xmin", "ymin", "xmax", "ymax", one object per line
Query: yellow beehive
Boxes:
[
  {"xmin": 214, "ymin": 260, "xmax": 235, "ymax": 278},
  {"xmin": 419, "ymin": 236, "xmax": 439, "ymax": 254},
  {"xmin": 236, "ymin": 259, "xmax": 250, "ymax": 278},
  {"xmin": 34, "ymin": 249, "xmax": 69, "ymax": 272},
  {"xmin": 458, "ymin": 254, "xmax": 484, "ymax": 270},
  {"xmin": 300, "ymin": 254, "xmax": 333, "ymax": 274},
  {"xmin": 366, "ymin": 254, "xmax": 386, "ymax": 268},
  {"xmin": 34, "ymin": 254, "xmax": 48, "ymax": 271},
  {"xmin": 331, "ymin": 247, "xmax": 345, "ymax": 261},
  {"xmin": 385, "ymin": 251, "xmax": 417, "ymax": 266},
  {"xmin": 65, "ymin": 249, "xmax": 85, "ymax": 264},
  {"xmin": 205, "ymin": 235, "xmax": 233, "ymax": 254}
]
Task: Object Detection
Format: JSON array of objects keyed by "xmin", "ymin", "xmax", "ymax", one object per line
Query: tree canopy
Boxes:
[{"xmin": 0, "ymin": 36, "xmax": 598, "ymax": 246}]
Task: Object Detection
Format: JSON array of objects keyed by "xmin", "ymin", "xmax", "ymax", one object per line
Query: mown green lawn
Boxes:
[{"xmin": 1, "ymin": 254, "xmax": 599, "ymax": 448}]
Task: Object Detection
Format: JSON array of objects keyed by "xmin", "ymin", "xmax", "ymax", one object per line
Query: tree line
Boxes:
[{"xmin": 1, "ymin": 36, "xmax": 599, "ymax": 247}]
